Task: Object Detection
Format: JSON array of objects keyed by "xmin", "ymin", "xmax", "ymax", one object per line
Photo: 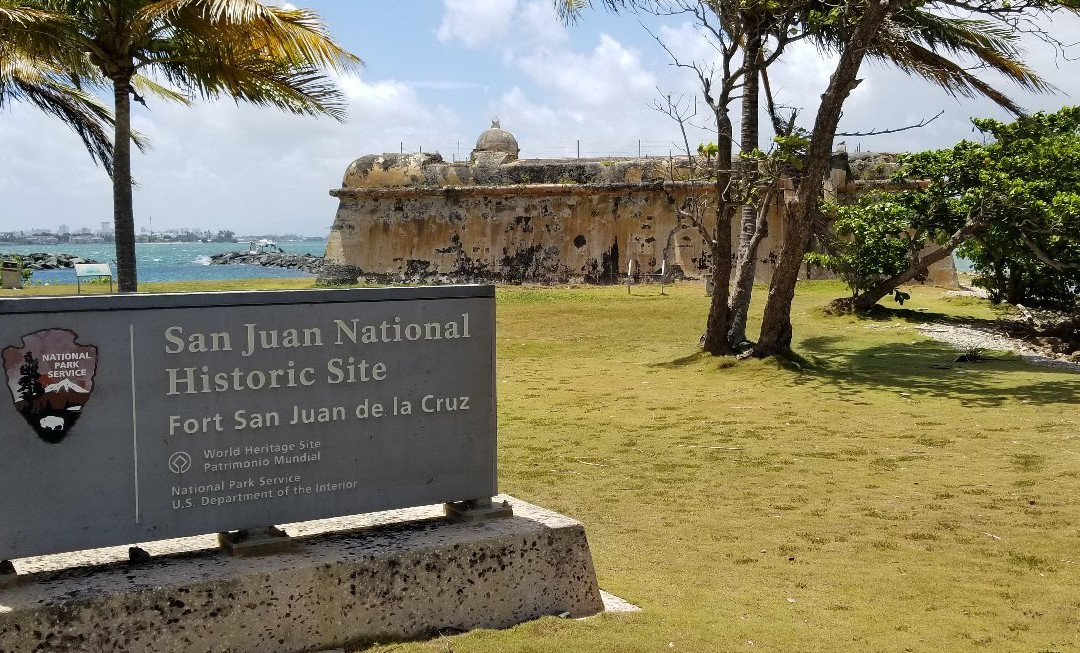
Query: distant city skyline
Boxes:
[
  {"xmin": 2, "ymin": 225, "xmax": 326, "ymax": 244},
  {"xmin": 2, "ymin": 1, "xmax": 1078, "ymax": 235}
]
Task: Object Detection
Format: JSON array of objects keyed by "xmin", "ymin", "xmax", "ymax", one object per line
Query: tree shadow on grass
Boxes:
[
  {"xmin": 832, "ymin": 303, "xmax": 1016, "ymax": 332},
  {"xmin": 791, "ymin": 335, "xmax": 1078, "ymax": 407}
]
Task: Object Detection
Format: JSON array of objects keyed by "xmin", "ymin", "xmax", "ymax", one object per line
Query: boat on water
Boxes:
[{"xmin": 247, "ymin": 239, "xmax": 285, "ymax": 255}]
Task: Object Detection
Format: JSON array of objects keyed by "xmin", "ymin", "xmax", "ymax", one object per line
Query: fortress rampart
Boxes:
[{"xmin": 319, "ymin": 123, "xmax": 956, "ymax": 288}]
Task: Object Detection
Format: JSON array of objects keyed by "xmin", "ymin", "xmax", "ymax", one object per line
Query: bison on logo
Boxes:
[{"xmin": 3, "ymin": 329, "xmax": 98, "ymax": 444}]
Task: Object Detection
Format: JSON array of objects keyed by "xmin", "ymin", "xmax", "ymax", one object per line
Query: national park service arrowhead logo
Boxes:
[{"xmin": 3, "ymin": 329, "xmax": 98, "ymax": 444}]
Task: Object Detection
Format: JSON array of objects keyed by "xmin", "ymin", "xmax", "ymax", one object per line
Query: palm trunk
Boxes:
[
  {"xmin": 112, "ymin": 74, "xmax": 137, "ymax": 293},
  {"xmin": 728, "ymin": 31, "xmax": 763, "ymax": 347},
  {"xmin": 753, "ymin": 0, "xmax": 895, "ymax": 357}
]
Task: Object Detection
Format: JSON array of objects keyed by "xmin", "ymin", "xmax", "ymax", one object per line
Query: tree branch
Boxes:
[
  {"xmin": 1020, "ymin": 233, "xmax": 1080, "ymax": 272},
  {"xmin": 836, "ymin": 110, "xmax": 944, "ymax": 137}
]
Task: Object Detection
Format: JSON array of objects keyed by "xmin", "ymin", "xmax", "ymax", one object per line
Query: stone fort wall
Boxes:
[{"xmin": 319, "ymin": 129, "xmax": 956, "ymax": 288}]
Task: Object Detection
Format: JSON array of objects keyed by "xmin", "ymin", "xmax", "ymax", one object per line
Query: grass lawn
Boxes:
[
  {"xmin": 421, "ymin": 281, "xmax": 1077, "ymax": 653},
  {"xmin": 4, "ymin": 279, "xmax": 1077, "ymax": 652}
]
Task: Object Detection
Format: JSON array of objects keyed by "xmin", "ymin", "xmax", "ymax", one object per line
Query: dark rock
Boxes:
[{"xmin": 208, "ymin": 251, "xmax": 323, "ymax": 274}]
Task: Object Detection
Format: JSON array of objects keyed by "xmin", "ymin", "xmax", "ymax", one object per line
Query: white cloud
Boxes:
[
  {"xmin": 436, "ymin": 0, "xmax": 518, "ymax": 47},
  {"xmin": 516, "ymin": 34, "xmax": 656, "ymax": 107},
  {"xmin": 438, "ymin": 0, "xmax": 566, "ymax": 52},
  {"xmin": 1, "ymin": 68, "xmax": 463, "ymax": 236}
]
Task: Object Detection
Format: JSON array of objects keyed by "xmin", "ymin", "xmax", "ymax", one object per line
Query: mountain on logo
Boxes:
[
  {"xmin": 40, "ymin": 377, "xmax": 91, "ymax": 412},
  {"xmin": 44, "ymin": 378, "xmax": 88, "ymax": 394}
]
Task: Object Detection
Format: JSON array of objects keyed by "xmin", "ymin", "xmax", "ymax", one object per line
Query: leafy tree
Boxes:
[
  {"xmin": 806, "ymin": 194, "xmax": 924, "ymax": 304},
  {"xmin": 15, "ymin": 0, "xmax": 361, "ymax": 292},
  {"xmin": 751, "ymin": 0, "xmax": 1080, "ymax": 356},
  {"xmin": 735, "ymin": 1, "xmax": 1053, "ymax": 346},
  {"xmin": 815, "ymin": 106, "xmax": 1080, "ymax": 312},
  {"xmin": 959, "ymin": 109, "xmax": 1080, "ymax": 309}
]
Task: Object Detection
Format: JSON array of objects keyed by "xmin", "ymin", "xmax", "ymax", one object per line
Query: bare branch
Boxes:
[
  {"xmin": 651, "ymin": 89, "xmax": 698, "ymax": 168},
  {"xmin": 835, "ymin": 110, "xmax": 945, "ymax": 137}
]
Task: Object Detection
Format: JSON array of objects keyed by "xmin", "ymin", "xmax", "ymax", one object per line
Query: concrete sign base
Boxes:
[{"xmin": 0, "ymin": 496, "xmax": 604, "ymax": 652}]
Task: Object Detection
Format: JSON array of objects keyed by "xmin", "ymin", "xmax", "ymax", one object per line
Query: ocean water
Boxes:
[{"xmin": 0, "ymin": 242, "xmax": 326, "ymax": 284}]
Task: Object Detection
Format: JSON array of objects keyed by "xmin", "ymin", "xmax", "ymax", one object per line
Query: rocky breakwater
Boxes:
[
  {"xmin": 209, "ymin": 250, "xmax": 323, "ymax": 274},
  {"xmin": 0, "ymin": 252, "xmax": 98, "ymax": 270}
]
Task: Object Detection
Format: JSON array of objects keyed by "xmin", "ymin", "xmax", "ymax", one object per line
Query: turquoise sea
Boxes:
[{"xmin": 0, "ymin": 242, "xmax": 326, "ymax": 285}]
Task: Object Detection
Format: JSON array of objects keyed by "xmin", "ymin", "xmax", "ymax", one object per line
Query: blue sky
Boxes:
[{"xmin": 2, "ymin": 0, "xmax": 1078, "ymax": 236}]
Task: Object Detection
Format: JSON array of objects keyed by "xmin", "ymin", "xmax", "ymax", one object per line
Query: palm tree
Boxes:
[
  {"xmin": 16, "ymin": 0, "xmax": 361, "ymax": 292},
  {"xmin": 0, "ymin": 2, "xmax": 120, "ymax": 171}
]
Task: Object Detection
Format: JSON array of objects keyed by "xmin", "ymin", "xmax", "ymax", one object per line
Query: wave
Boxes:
[{"xmin": 193, "ymin": 255, "xmax": 212, "ymax": 266}]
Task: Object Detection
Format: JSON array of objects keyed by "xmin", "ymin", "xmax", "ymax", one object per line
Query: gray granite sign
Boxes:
[{"xmin": 0, "ymin": 286, "xmax": 497, "ymax": 559}]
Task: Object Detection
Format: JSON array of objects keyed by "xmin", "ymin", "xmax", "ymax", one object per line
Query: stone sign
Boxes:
[{"xmin": 0, "ymin": 286, "xmax": 497, "ymax": 560}]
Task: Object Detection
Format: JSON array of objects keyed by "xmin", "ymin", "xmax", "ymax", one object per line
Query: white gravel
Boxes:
[{"xmin": 915, "ymin": 322, "xmax": 1080, "ymax": 372}]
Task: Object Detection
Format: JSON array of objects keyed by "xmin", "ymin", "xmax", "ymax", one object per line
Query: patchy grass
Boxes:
[
  {"xmin": 5, "ymin": 278, "xmax": 1078, "ymax": 652},
  {"xmin": 374, "ymin": 281, "xmax": 1079, "ymax": 653}
]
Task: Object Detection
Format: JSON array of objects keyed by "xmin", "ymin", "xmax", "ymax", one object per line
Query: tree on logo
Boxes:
[{"xmin": 18, "ymin": 351, "xmax": 44, "ymax": 408}]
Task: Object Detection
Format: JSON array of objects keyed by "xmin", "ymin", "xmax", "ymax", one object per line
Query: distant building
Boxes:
[{"xmin": 58, "ymin": 224, "xmax": 70, "ymax": 236}]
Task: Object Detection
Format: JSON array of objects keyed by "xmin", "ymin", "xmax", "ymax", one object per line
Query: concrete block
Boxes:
[{"xmin": 0, "ymin": 495, "xmax": 603, "ymax": 652}]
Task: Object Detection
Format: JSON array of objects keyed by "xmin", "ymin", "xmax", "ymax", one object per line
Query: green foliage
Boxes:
[
  {"xmin": 956, "ymin": 107, "xmax": 1080, "ymax": 309},
  {"xmin": 813, "ymin": 106, "xmax": 1080, "ymax": 310},
  {"xmin": 696, "ymin": 141, "xmax": 718, "ymax": 161},
  {"xmin": 771, "ymin": 129, "xmax": 810, "ymax": 170},
  {"xmin": 805, "ymin": 194, "xmax": 923, "ymax": 298},
  {"xmin": 12, "ymin": 255, "xmax": 32, "ymax": 282}
]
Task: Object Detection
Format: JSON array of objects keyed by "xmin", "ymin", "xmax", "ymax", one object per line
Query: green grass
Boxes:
[
  {"xmin": 6, "ymin": 279, "xmax": 1078, "ymax": 652},
  {"xmin": 393, "ymin": 281, "xmax": 1078, "ymax": 653}
]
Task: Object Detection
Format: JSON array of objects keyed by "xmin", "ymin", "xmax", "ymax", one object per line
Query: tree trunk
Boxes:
[
  {"xmin": 753, "ymin": 0, "xmax": 896, "ymax": 357},
  {"xmin": 1006, "ymin": 268, "xmax": 1024, "ymax": 305},
  {"xmin": 728, "ymin": 31, "xmax": 763, "ymax": 347},
  {"xmin": 701, "ymin": 115, "xmax": 735, "ymax": 356},
  {"xmin": 112, "ymin": 74, "xmax": 138, "ymax": 293},
  {"xmin": 852, "ymin": 220, "xmax": 978, "ymax": 311}
]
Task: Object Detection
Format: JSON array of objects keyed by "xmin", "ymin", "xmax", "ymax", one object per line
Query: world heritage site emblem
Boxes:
[{"xmin": 2, "ymin": 329, "xmax": 99, "ymax": 444}]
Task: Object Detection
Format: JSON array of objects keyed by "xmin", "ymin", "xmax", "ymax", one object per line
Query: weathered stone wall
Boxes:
[
  {"xmin": 320, "ymin": 150, "xmax": 956, "ymax": 288},
  {"xmin": 0, "ymin": 497, "xmax": 604, "ymax": 653},
  {"xmin": 322, "ymin": 181, "xmax": 744, "ymax": 285}
]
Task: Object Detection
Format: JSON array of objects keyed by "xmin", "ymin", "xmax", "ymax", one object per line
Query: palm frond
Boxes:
[
  {"xmin": 894, "ymin": 10, "xmax": 1051, "ymax": 93},
  {"xmin": 144, "ymin": 24, "xmax": 349, "ymax": 120},
  {"xmin": 870, "ymin": 40, "xmax": 1027, "ymax": 116},
  {"xmin": 2, "ymin": 56, "xmax": 114, "ymax": 172},
  {"xmin": 138, "ymin": 0, "xmax": 361, "ymax": 74},
  {"xmin": 131, "ymin": 73, "xmax": 190, "ymax": 104}
]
